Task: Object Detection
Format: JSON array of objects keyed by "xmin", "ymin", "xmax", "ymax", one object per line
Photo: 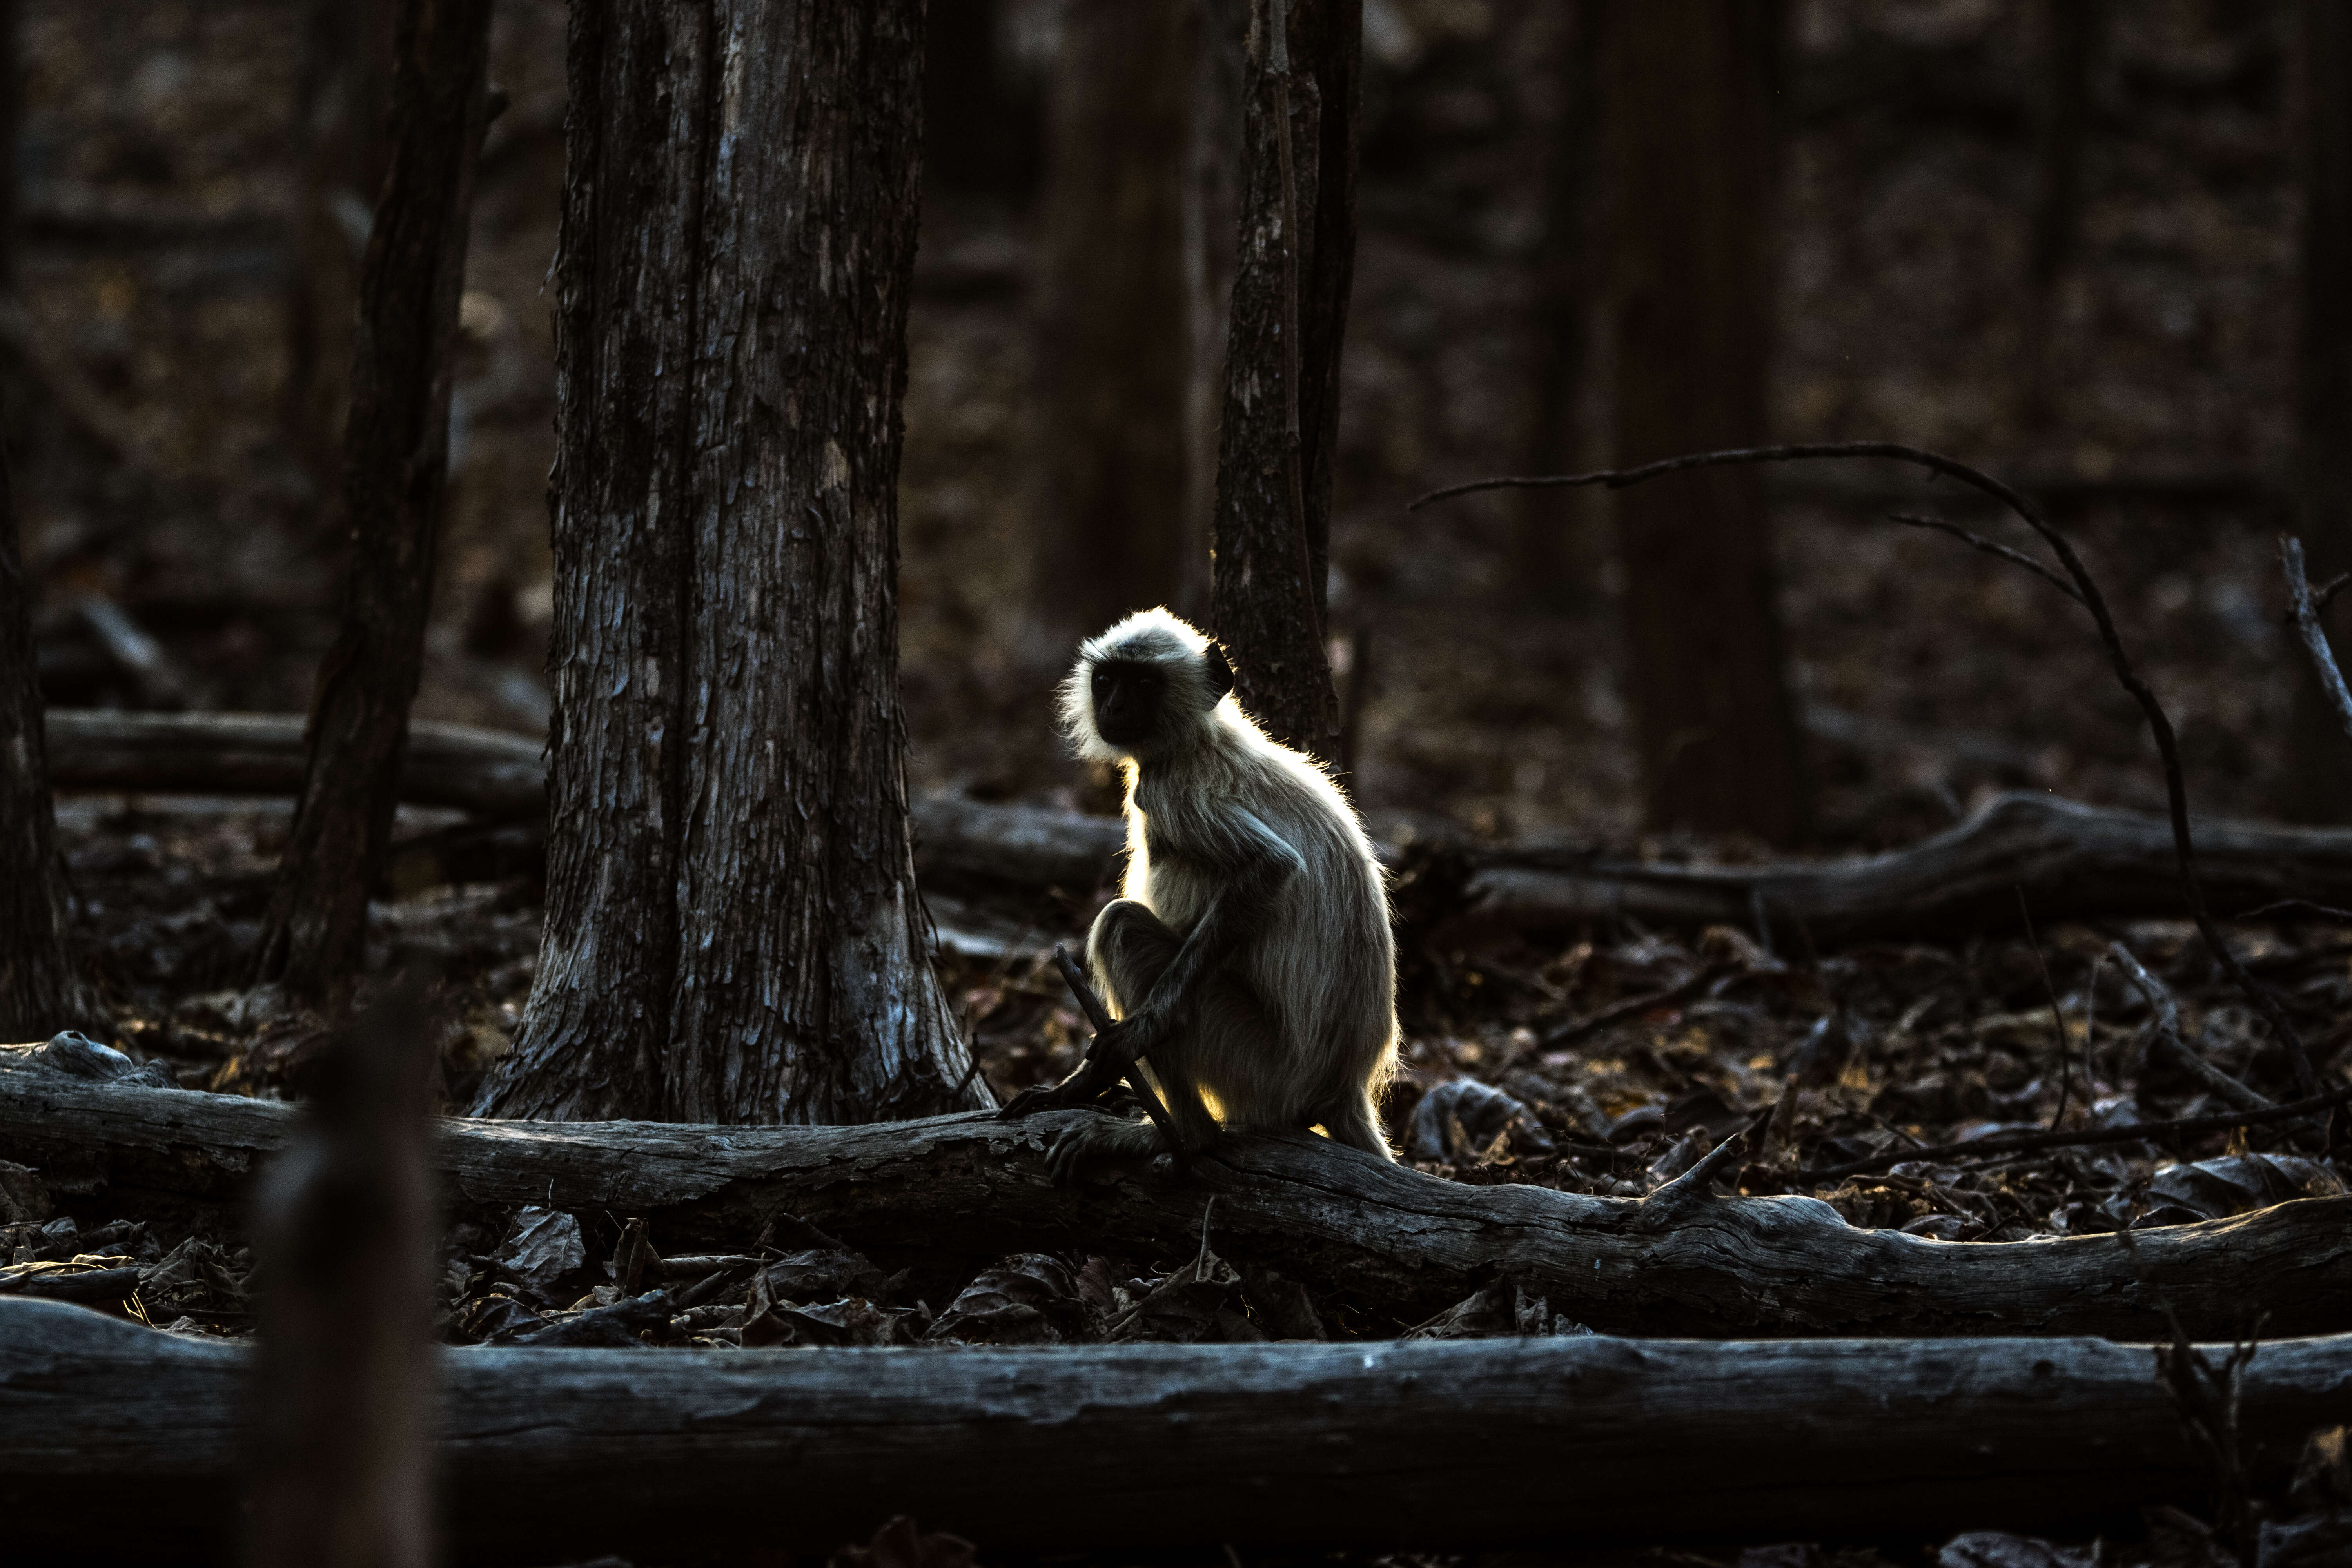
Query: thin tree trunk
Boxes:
[
  {"xmin": 1515, "ymin": 0, "xmax": 1602, "ymax": 608},
  {"xmin": 0, "ymin": 404, "xmax": 89, "ymax": 1040},
  {"xmin": 1602, "ymin": 0, "xmax": 1808, "ymax": 844},
  {"xmin": 255, "ymin": 0, "xmax": 496, "ymax": 1003},
  {"xmin": 0, "ymin": 0, "xmax": 19, "ymax": 296},
  {"xmin": 1208, "ymin": 0, "xmax": 1359, "ymax": 760},
  {"xmin": 1180, "ymin": 0, "xmax": 1247, "ymax": 621},
  {"xmin": 2288, "ymin": 0, "xmax": 2352, "ymax": 820},
  {"xmin": 283, "ymin": 0, "xmax": 393, "ymax": 488},
  {"xmin": 2021, "ymin": 0, "xmax": 2099, "ymax": 422},
  {"xmin": 920, "ymin": 0, "xmax": 1004, "ymax": 194},
  {"xmin": 1031, "ymin": 0, "xmax": 1194, "ymax": 639},
  {"xmin": 474, "ymin": 0, "xmax": 982, "ymax": 1126},
  {"xmin": 2030, "ymin": 0, "xmax": 2098, "ymax": 293}
]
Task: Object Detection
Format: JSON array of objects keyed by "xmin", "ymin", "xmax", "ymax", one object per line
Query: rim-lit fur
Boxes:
[
  {"xmin": 1064, "ymin": 609, "xmax": 1399, "ymax": 1160},
  {"xmin": 1058, "ymin": 607, "xmax": 1227, "ymax": 765}
]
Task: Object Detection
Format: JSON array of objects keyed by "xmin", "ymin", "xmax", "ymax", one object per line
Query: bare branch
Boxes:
[
  {"xmin": 2282, "ymin": 534, "xmax": 2352, "ymax": 751},
  {"xmin": 2105, "ymin": 941, "xmax": 2271, "ymax": 1113},
  {"xmin": 1886, "ymin": 513, "xmax": 2082, "ymax": 603}
]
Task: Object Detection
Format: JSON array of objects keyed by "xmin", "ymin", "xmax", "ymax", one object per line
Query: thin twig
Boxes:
[
  {"xmin": 1049, "ymin": 944, "xmax": 1185, "ymax": 1158},
  {"xmin": 2314, "ymin": 571, "xmax": 2350, "ymax": 616},
  {"xmin": 1793, "ymin": 1077, "xmax": 2352, "ymax": 1183},
  {"xmin": 2282, "ymin": 535, "xmax": 2352, "ymax": 751},
  {"xmin": 1888, "ymin": 513, "xmax": 2083, "ymax": 603},
  {"xmin": 2016, "ymin": 889, "xmax": 2072, "ymax": 1129},
  {"xmin": 1531, "ymin": 960, "xmax": 1735, "ymax": 1054},
  {"xmin": 2106, "ymin": 942, "xmax": 2271, "ymax": 1113},
  {"xmin": 1410, "ymin": 441, "xmax": 2318, "ymax": 1094}
]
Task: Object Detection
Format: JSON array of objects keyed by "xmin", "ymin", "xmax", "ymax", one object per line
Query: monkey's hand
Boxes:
[{"xmin": 995, "ymin": 1060, "xmax": 1126, "ymax": 1120}]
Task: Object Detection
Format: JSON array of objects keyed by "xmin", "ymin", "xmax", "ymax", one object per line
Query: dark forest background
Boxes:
[{"xmin": 14, "ymin": 0, "xmax": 2336, "ymax": 860}]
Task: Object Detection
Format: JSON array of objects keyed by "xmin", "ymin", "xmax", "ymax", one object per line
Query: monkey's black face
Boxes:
[{"xmin": 1091, "ymin": 661, "xmax": 1166, "ymax": 748}]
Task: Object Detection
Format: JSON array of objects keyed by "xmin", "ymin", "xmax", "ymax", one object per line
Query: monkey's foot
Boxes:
[{"xmin": 1044, "ymin": 1114, "xmax": 1165, "ymax": 1186}]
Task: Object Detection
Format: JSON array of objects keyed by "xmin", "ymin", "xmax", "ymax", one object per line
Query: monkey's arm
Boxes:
[
  {"xmin": 1107, "ymin": 808, "xmax": 1302, "ymax": 1057},
  {"xmin": 1000, "ymin": 811, "xmax": 1300, "ymax": 1121}
]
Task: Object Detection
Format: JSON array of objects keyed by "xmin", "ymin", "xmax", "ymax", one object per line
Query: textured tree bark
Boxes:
[
  {"xmin": 1603, "ymin": 1, "xmax": 1809, "ymax": 845},
  {"xmin": 11, "ymin": 1298, "xmax": 2350, "ymax": 1561},
  {"xmin": 1207, "ymin": 0, "xmax": 1359, "ymax": 760},
  {"xmin": 1031, "ymin": 0, "xmax": 1194, "ymax": 639},
  {"xmin": 9, "ymin": 1053, "xmax": 2349, "ymax": 1341},
  {"xmin": 282, "ymin": 0, "xmax": 393, "ymax": 486},
  {"xmin": 473, "ymin": 1, "xmax": 981, "ymax": 1126},
  {"xmin": 255, "ymin": 0, "xmax": 496, "ymax": 1004},
  {"xmin": 0, "ymin": 417, "xmax": 91, "ymax": 1040},
  {"xmin": 1515, "ymin": 0, "xmax": 1604, "ymax": 608},
  {"xmin": 2287, "ymin": 0, "xmax": 2352, "ymax": 822}
]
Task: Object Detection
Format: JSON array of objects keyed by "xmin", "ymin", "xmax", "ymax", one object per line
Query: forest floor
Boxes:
[
  {"xmin": 8, "ymin": 0, "xmax": 2351, "ymax": 1564},
  {"xmin": 11, "ymin": 785, "xmax": 2350, "ymax": 1568}
]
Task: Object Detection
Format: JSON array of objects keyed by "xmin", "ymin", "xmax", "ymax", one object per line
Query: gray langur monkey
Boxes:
[{"xmin": 1011, "ymin": 607, "xmax": 1399, "ymax": 1180}]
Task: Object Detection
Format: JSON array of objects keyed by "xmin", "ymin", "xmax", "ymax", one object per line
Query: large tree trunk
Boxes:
[
  {"xmin": 1030, "ymin": 0, "xmax": 1194, "ymax": 640},
  {"xmin": 0, "ymin": 408, "xmax": 87, "ymax": 1039},
  {"xmin": 1208, "ymin": 0, "xmax": 1359, "ymax": 760},
  {"xmin": 472, "ymin": 1, "xmax": 981, "ymax": 1127},
  {"xmin": 2287, "ymin": 0, "xmax": 2352, "ymax": 821},
  {"xmin": 282, "ymin": 0, "xmax": 393, "ymax": 487},
  {"xmin": 10, "ymin": 1298, "xmax": 2349, "ymax": 1561},
  {"xmin": 1603, "ymin": 1, "xmax": 1809, "ymax": 845},
  {"xmin": 254, "ymin": 0, "xmax": 496, "ymax": 1003}
]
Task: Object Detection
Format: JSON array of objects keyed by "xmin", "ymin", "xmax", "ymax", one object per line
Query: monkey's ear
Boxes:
[{"xmin": 1203, "ymin": 644, "xmax": 1235, "ymax": 701}]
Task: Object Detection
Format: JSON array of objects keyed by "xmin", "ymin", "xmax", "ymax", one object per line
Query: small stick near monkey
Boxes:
[{"xmin": 1000, "ymin": 945, "xmax": 1185, "ymax": 1165}]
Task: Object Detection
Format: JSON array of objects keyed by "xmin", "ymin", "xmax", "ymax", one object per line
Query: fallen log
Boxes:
[
  {"xmin": 1449, "ymin": 790, "xmax": 2352, "ymax": 945},
  {"xmin": 42, "ymin": 710, "xmax": 2352, "ymax": 941},
  {"xmin": 5, "ymin": 1297, "xmax": 2345, "ymax": 1562},
  {"xmin": 38, "ymin": 708, "xmax": 1122, "ymax": 894},
  {"xmin": 42, "ymin": 709, "xmax": 546, "ymax": 819},
  {"xmin": 4, "ymin": 1047, "xmax": 2344, "ymax": 1339}
]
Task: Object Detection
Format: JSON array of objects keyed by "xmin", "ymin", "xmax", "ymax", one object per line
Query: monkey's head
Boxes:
[{"xmin": 1060, "ymin": 608, "xmax": 1236, "ymax": 763}]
